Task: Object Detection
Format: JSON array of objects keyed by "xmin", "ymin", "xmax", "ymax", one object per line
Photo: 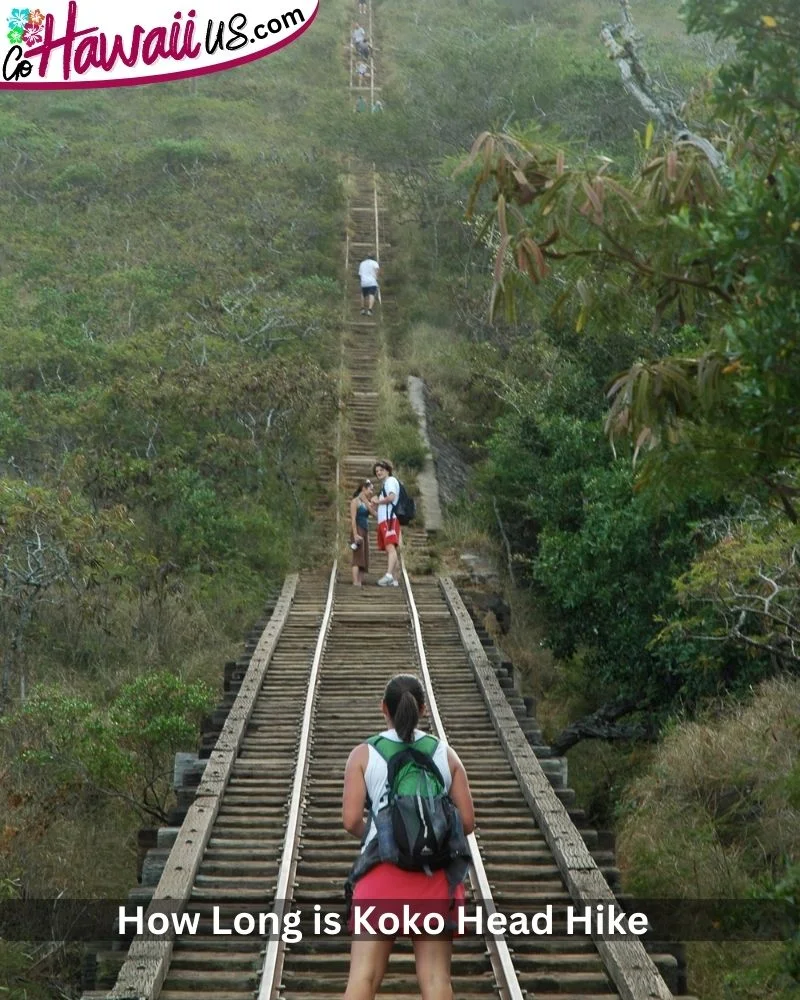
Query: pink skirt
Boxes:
[{"xmin": 349, "ymin": 862, "xmax": 466, "ymax": 936}]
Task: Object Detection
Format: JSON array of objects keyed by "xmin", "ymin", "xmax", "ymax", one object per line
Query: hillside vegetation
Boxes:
[
  {"xmin": 0, "ymin": 2, "xmax": 349, "ymax": 986},
  {"xmin": 0, "ymin": 0, "xmax": 797, "ymax": 997},
  {"xmin": 618, "ymin": 676, "xmax": 800, "ymax": 998},
  {"xmin": 335, "ymin": 0, "xmax": 799, "ymax": 996}
]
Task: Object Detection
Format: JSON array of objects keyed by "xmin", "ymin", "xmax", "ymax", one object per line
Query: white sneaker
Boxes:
[
  {"xmin": 377, "ymin": 574, "xmax": 393, "ymax": 587},
  {"xmin": 390, "ymin": 578, "xmax": 400, "ymax": 587}
]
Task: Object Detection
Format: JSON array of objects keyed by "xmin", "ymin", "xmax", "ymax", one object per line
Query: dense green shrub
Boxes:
[{"xmin": 1, "ymin": 673, "xmax": 214, "ymax": 825}]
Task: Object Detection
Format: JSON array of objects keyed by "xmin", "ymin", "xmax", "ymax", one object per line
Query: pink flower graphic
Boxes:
[
  {"xmin": 27, "ymin": 6, "xmax": 44, "ymax": 25},
  {"xmin": 7, "ymin": 8, "xmax": 30, "ymax": 30},
  {"xmin": 22, "ymin": 20, "xmax": 41, "ymax": 44}
]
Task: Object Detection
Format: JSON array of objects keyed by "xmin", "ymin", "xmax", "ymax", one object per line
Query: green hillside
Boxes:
[{"xmin": 1, "ymin": 0, "xmax": 798, "ymax": 996}]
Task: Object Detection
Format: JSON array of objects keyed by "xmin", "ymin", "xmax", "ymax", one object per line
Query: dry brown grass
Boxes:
[
  {"xmin": 616, "ymin": 677, "xmax": 800, "ymax": 998},
  {"xmin": 438, "ymin": 508, "xmax": 494, "ymax": 563},
  {"xmin": 499, "ymin": 590, "xmax": 561, "ymax": 708},
  {"xmin": 618, "ymin": 675, "xmax": 800, "ymax": 898}
]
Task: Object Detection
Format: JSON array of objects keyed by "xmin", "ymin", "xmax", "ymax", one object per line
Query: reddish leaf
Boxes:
[
  {"xmin": 494, "ymin": 234, "xmax": 510, "ymax": 285},
  {"xmin": 666, "ymin": 150, "xmax": 678, "ymax": 181},
  {"xmin": 497, "ymin": 194, "xmax": 508, "ymax": 238},
  {"xmin": 581, "ymin": 179, "xmax": 603, "ymax": 223}
]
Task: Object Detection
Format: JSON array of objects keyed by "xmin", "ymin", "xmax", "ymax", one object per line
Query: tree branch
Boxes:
[
  {"xmin": 601, "ymin": 0, "xmax": 725, "ymax": 171},
  {"xmin": 550, "ymin": 697, "xmax": 656, "ymax": 754},
  {"xmin": 492, "ymin": 496, "xmax": 517, "ymax": 586}
]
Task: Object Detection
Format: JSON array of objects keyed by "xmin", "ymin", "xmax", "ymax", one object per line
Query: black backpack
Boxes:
[
  {"xmin": 393, "ymin": 481, "xmax": 416, "ymax": 526},
  {"xmin": 344, "ymin": 734, "xmax": 471, "ymax": 906},
  {"xmin": 368, "ymin": 734, "xmax": 464, "ymax": 872}
]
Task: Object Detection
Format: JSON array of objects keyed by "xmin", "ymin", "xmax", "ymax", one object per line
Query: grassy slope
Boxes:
[{"xmin": 0, "ymin": 0, "xmax": 351, "ymax": 910}]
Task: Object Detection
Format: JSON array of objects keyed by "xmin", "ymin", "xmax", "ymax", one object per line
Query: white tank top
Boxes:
[{"xmin": 361, "ymin": 728, "xmax": 451, "ymax": 850}]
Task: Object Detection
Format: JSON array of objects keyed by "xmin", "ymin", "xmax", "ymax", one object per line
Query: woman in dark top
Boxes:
[{"xmin": 350, "ymin": 479, "xmax": 374, "ymax": 586}]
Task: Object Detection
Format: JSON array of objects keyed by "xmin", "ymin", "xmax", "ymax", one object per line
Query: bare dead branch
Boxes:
[{"xmin": 601, "ymin": 0, "xmax": 725, "ymax": 170}]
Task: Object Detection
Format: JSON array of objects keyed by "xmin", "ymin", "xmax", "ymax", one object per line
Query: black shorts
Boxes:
[{"xmin": 361, "ymin": 285, "xmax": 378, "ymax": 296}]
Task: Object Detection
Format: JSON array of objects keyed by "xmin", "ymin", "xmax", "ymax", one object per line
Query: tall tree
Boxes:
[{"xmin": 459, "ymin": 0, "xmax": 800, "ymax": 517}]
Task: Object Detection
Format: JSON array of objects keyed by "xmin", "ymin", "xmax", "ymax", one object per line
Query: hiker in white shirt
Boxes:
[
  {"xmin": 373, "ymin": 459, "xmax": 400, "ymax": 586},
  {"xmin": 358, "ymin": 256, "xmax": 380, "ymax": 316}
]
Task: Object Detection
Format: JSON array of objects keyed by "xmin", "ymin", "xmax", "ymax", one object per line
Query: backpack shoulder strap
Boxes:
[
  {"xmin": 414, "ymin": 733, "xmax": 439, "ymax": 755},
  {"xmin": 391, "ymin": 480, "xmax": 404, "ymax": 519},
  {"xmin": 369, "ymin": 734, "xmax": 444, "ymax": 777},
  {"xmin": 364, "ymin": 736, "xmax": 395, "ymax": 818},
  {"xmin": 369, "ymin": 732, "xmax": 438, "ymax": 756},
  {"xmin": 414, "ymin": 734, "xmax": 447, "ymax": 787},
  {"xmin": 367, "ymin": 734, "xmax": 405, "ymax": 761},
  {"xmin": 386, "ymin": 745, "xmax": 447, "ymax": 790}
]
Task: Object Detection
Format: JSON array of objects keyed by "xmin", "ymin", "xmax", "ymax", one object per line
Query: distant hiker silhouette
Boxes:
[{"xmin": 358, "ymin": 256, "xmax": 380, "ymax": 316}]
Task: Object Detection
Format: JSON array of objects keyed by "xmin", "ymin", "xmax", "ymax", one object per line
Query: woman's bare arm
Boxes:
[
  {"xmin": 447, "ymin": 746, "xmax": 475, "ymax": 834},
  {"xmin": 342, "ymin": 743, "xmax": 370, "ymax": 838}
]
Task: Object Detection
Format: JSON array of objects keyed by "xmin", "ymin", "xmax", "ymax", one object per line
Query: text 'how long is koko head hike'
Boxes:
[{"xmin": 1, "ymin": 0, "xmax": 317, "ymax": 88}]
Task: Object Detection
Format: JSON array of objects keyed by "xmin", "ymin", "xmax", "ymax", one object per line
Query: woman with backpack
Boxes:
[
  {"xmin": 350, "ymin": 479, "xmax": 374, "ymax": 586},
  {"xmin": 342, "ymin": 673, "xmax": 475, "ymax": 1000}
]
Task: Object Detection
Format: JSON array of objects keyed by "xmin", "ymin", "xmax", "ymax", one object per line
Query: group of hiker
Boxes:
[
  {"xmin": 346, "ymin": 471, "xmax": 472, "ymax": 1000},
  {"xmin": 349, "ymin": 261, "xmax": 414, "ymax": 590},
  {"xmin": 351, "ymin": 22, "xmax": 370, "ymax": 60},
  {"xmin": 352, "ymin": 21, "xmax": 386, "ymax": 113},
  {"xmin": 344, "ymin": 8, "xmax": 471, "ymax": 995},
  {"xmin": 350, "ymin": 460, "xmax": 402, "ymax": 587},
  {"xmin": 354, "ymin": 96, "xmax": 384, "ymax": 113}
]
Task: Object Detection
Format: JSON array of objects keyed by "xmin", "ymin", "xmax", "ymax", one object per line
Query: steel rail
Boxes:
[
  {"xmin": 400, "ymin": 559, "xmax": 527, "ymax": 1000},
  {"xmin": 368, "ymin": 0, "xmax": 374, "ymax": 107},
  {"xmin": 344, "ymin": 165, "xmax": 350, "ymax": 274},
  {"xmin": 373, "ymin": 167, "xmax": 380, "ymax": 264},
  {"xmin": 256, "ymin": 561, "xmax": 338, "ymax": 1000},
  {"xmin": 372, "ymin": 169, "xmax": 382, "ymax": 310}
]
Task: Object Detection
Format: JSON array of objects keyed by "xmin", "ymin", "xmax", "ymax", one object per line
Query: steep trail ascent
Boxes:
[{"xmin": 82, "ymin": 7, "xmax": 694, "ymax": 1000}]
